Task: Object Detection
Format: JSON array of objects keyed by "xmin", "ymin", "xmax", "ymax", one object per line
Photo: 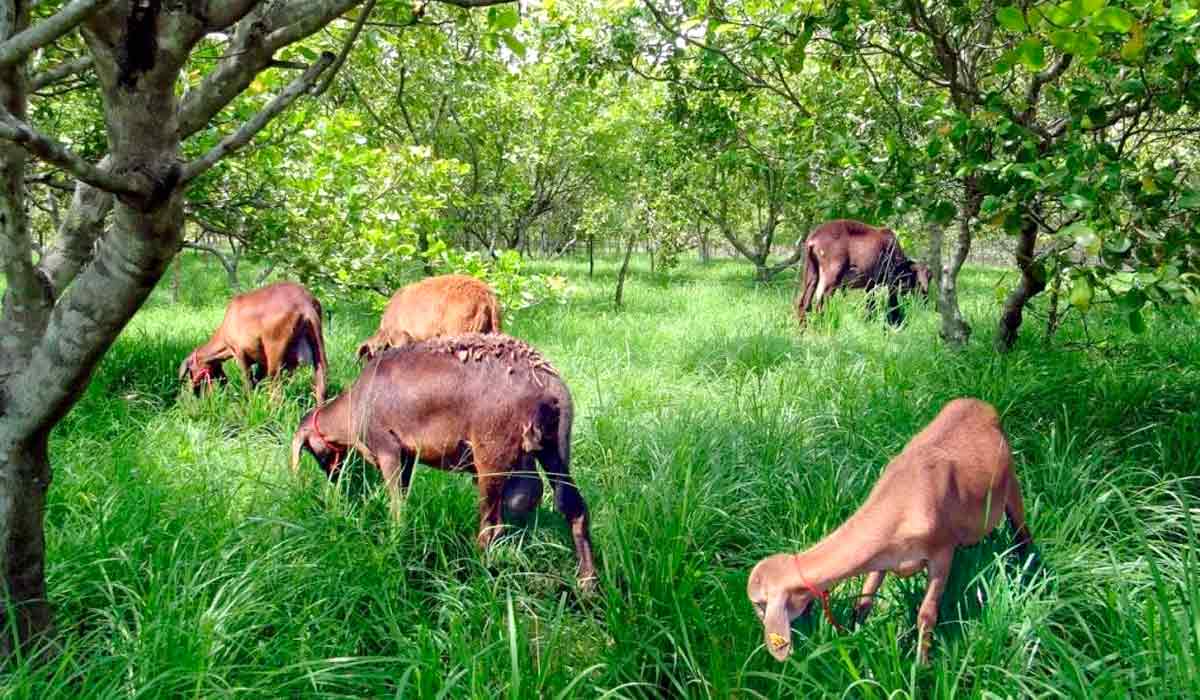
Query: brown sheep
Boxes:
[
  {"xmin": 747, "ymin": 398, "xmax": 1032, "ymax": 663},
  {"xmin": 795, "ymin": 220, "xmax": 931, "ymax": 326},
  {"xmin": 179, "ymin": 282, "xmax": 327, "ymax": 402},
  {"xmin": 291, "ymin": 333, "xmax": 596, "ymax": 589},
  {"xmin": 356, "ymin": 274, "xmax": 502, "ymax": 361}
]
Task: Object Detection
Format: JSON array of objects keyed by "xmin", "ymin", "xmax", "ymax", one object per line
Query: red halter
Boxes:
[
  {"xmin": 190, "ymin": 352, "xmax": 213, "ymax": 387},
  {"xmin": 311, "ymin": 404, "xmax": 343, "ymax": 475},
  {"xmin": 794, "ymin": 556, "xmax": 844, "ymax": 632}
]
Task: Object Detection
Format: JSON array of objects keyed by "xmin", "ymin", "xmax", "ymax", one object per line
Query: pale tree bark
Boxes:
[
  {"xmin": 939, "ymin": 178, "xmax": 979, "ymax": 347},
  {"xmin": 0, "ymin": 0, "xmax": 515, "ymax": 656},
  {"xmin": 927, "ymin": 220, "xmax": 943, "ymax": 313}
]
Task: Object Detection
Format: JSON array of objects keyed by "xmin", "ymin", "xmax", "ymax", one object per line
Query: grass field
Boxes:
[{"xmin": 4, "ymin": 253, "xmax": 1199, "ymax": 698}]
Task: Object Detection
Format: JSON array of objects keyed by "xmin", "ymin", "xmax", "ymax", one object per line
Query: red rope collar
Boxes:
[
  {"xmin": 794, "ymin": 556, "xmax": 844, "ymax": 632},
  {"xmin": 312, "ymin": 405, "xmax": 343, "ymax": 475},
  {"xmin": 190, "ymin": 352, "xmax": 213, "ymax": 387}
]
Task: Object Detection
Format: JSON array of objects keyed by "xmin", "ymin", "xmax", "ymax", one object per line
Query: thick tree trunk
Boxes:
[
  {"xmin": 939, "ymin": 184, "xmax": 978, "ymax": 347},
  {"xmin": 996, "ymin": 218, "xmax": 1045, "ymax": 351},
  {"xmin": 614, "ymin": 232, "xmax": 635, "ymax": 308},
  {"xmin": 0, "ymin": 432, "xmax": 52, "ymax": 655},
  {"xmin": 698, "ymin": 226, "xmax": 710, "ymax": 263}
]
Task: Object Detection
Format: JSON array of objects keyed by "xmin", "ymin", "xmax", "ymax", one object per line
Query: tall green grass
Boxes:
[{"xmin": 3, "ymin": 252, "xmax": 1198, "ymax": 698}]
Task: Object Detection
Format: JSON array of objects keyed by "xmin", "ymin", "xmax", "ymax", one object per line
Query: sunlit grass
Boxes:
[{"xmin": 4, "ymin": 251, "xmax": 1198, "ymax": 697}]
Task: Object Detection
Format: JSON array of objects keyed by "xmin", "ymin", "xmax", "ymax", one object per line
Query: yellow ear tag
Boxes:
[{"xmin": 768, "ymin": 633, "xmax": 788, "ymax": 649}]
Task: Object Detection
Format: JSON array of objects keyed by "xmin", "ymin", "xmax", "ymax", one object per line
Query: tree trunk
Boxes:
[
  {"xmin": 754, "ymin": 264, "xmax": 770, "ymax": 283},
  {"xmin": 939, "ymin": 183, "xmax": 978, "ymax": 347},
  {"xmin": 614, "ymin": 232, "xmax": 635, "ymax": 309},
  {"xmin": 699, "ymin": 226, "xmax": 710, "ymax": 263},
  {"xmin": 226, "ymin": 256, "xmax": 240, "ymax": 291},
  {"xmin": 0, "ymin": 432, "xmax": 52, "ymax": 655},
  {"xmin": 418, "ymin": 229, "xmax": 433, "ymax": 275},
  {"xmin": 996, "ymin": 217, "xmax": 1045, "ymax": 352},
  {"xmin": 648, "ymin": 243, "xmax": 655, "ymax": 274},
  {"xmin": 587, "ymin": 234, "xmax": 594, "ymax": 277},
  {"xmin": 1044, "ymin": 256, "xmax": 1063, "ymax": 344},
  {"xmin": 927, "ymin": 221, "xmax": 944, "ymax": 313}
]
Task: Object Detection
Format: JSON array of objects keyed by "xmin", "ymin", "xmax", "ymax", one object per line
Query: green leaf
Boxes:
[
  {"xmin": 1047, "ymin": 2, "xmax": 1080, "ymax": 25},
  {"xmin": 1076, "ymin": 0, "xmax": 1106, "ymax": 16},
  {"xmin": 1127, "ymin": 309, "xmax": 1145, "ymax": 333},
  {"xmin": 928, "ymin": 200, "xmax": 957, "ymax": 224},
  {"xmin": 490, "ymin": 6, "xmax": 519, "ymax": 30},
  {"xmin": 1170, "ymin": 1, "xmax": 1197, "ymax": 24},
  {"xmin": 1070, "ymin": 276, "xmax": 1094, "ymax": 311},
  {"xmin": 1015, "ymin": 38, "xmax": 1046, "ymax": 69},
  {"xmin": 997, "ymin": 6, "xmax": 1028, "ymax": 31},
  {"xmin": 1104, "ymin": 236, "xmax": 1132, "ymax": 254},
  {"xmin": 1050, "ymin": 30, "xmax": 1102, "ymax": 57},
  {"xmin": 1179, "ymin": 191, "xmax": 1200, "ymax": 209},
  {"xmin": 1093, "ymin": 6, "xmax": 1134, "ymax": 32},
  {"xmin": 1121, "ymin": 22, "xmax": 1145, "ymax": 61},
  {"xmin": 1067, "ymin": 222, "xmax": 1101, "ymax": 255},
  {"xmin": 501, "ymin": 32, "xmax": 526, "ymax": 58},
  {"xmin": 1062, "ymin": 192, "xmax": 1094, "ymax": 211}
]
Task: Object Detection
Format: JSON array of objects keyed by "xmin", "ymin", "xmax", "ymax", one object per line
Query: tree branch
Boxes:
[
  {"xmin": 0, "ymin": 112, "xmax": 146, "ymax": 200},
  {"xmin": 180, "ymin": 52, "xmax": 334, "ymax": 184},
  {"xmin": 311, "ymin": 0, "xmax": 376, "ymax": 97},
  {"xmin": 29, "ymin": 55, "xmax": 93, "ymax": 91},
  {"xmin": 0, "ymin": 0, "xmax": 105, "ymax": 69},
  {"xmin": 1021, "ymin": 52, "xmax": 1071, "ymax": 124}
]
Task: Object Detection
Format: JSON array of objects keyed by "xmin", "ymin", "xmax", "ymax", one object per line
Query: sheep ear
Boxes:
[
  {"xmin": 762, "ymin": 592, "xmax": 794, "ymax": 661},
  {"xmin": 356, "ymin": 341, "xmax": 371, "ymax": 362}
]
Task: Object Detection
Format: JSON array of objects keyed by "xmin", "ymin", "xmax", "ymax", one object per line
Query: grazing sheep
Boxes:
[
  {"xmin": 291, "ymin": 333, "xmax": 596, "ymax": 589},
  {"xmin": 179, "ymin": 282, "xmax": 327, "ymax": 402},
  {"xmin": 795, "ymin": 219, "xmax": 931, "ymax": 325},
  {"xmin": 747, "ymin": 398, "xmax": 1032, "ymax": 663},
  {"xmin": 356, "ymin": 274, "xmax": 502, "ymax": 361}
]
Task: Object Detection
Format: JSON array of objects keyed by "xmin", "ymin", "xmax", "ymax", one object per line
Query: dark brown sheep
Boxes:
[
  {"xmin": 291, "ymin": 333, "xmax": 596, "ymax": 588},
  {"xmin": 179, "ymin": 282, "xmax": 327, "ymax": 402},
  {"xmin": 795, "ymin": 220, "xmax": 931, "ymax": 325},
  {"xmin": 356, "ymin": 274, "xmax": 502, "ymax": 361},
  {"xmin": 747, "ymin": 398, "xmax": 1032, "ymax": 663}
]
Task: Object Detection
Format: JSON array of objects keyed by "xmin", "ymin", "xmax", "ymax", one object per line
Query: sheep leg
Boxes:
[
  {"xmin": 885, "ymin": 285, "xmax": 904, "ymax": 326},
  {"xmin": 854, "ymin": 571, "xmax": 887, "ymax": 626},
  {"xmin": 398, "ymin": 453, "xmax": 416, "ymax": 497},
  {"xmin": 813, "ymin": 261, "xmax": 847, "ymax": 314},
  {"xmin": 236, "ymin": 354, "xmax": 256, "ymax": 394},
  {"xmin": 539, "ymin": 449, "xmax": 596, "ymax": 589},
  {"xmin": 377, "ymin": 452, "xmax": 406, "ymax": 521},
  {"xmin": 796, "ymin": 249, "xmax": 820, "ymax": 322},
  {"xmin": 916, "ymin": 549, "xmax": 952, "ymax": 664},
  {"xmin": 262, "ymin": 337, "xmax": 287, "ymax": 399},
  {"xmin": 475, "ymin": 471, "xmax": 507, "ymax": 550},
  {"xmin": 1006, "ymin": 477, "xmax": 1034, "ymax": 561}
]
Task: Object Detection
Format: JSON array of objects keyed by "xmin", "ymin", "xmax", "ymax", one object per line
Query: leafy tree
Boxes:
[{"xmin": 0, "ymin": 0, "xmax": 511, "ymax": 653}]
